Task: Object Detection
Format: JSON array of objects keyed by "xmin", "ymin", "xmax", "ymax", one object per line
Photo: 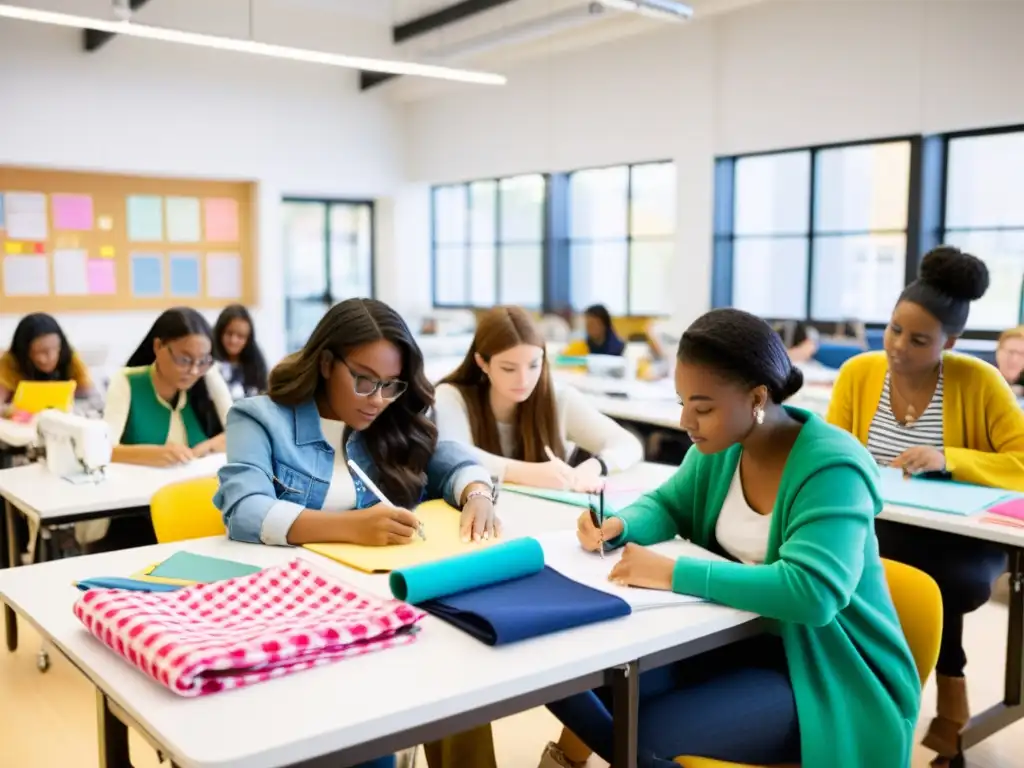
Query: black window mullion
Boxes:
[
  {"xmin": 322, "ymin": 201, "xmax": 332, "ymax": 308},
  {"xmin": 625, "ymin": 164, "xmax": 634, "ymax": 316},
  {"xmin": 463, "ymin": 183, "xmax": 472, "ymax": 306},
  {"xmin": 805, "ymin": 150, "xmax": 818, "ymax": 321}
]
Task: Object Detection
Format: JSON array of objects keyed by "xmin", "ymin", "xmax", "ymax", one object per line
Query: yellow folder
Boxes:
[
  {"xmin": 11, "ymin": 380, "xmax": 76, "ymax": 414},
  {"xmin": 304, "ymin": 499, "xmax": 501, "ymax": 573}
]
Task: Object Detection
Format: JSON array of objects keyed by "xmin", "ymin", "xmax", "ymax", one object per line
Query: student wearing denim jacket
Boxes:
[{"xmin": 214, "ymin": 298, "xmax": 500, "ymax": 768}]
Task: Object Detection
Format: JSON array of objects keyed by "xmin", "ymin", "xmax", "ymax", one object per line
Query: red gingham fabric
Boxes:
[{"xmin": 73, "ymin": 558, "xmax": 425, "ymax": 696}]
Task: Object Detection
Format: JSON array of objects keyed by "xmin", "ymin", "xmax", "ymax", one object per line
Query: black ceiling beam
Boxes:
[
  {"xmin": 83, "ymin": 0, "xmax": 153, "ymax": 52},
  {"xmin": 360, "ymin": 0, "xmax": 517, "ymax": 91}
]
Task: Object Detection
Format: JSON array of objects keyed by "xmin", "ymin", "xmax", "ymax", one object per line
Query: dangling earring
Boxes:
[{"xmin": 754, "ymin": 406, "xmax": 765, "ymax": 425}]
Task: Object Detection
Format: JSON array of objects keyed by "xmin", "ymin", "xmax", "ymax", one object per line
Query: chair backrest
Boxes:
[
  {"xmin": 882, "ymin": 558, "xmax": 943, "ymax": 686},
  {"xmin": 150, "ymin": 476, "xmax": 225, "ymax": 544}
]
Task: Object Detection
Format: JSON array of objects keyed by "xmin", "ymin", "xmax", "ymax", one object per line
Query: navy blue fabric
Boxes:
[
  {"xmin": 421, "ymin": 566, "xmax": 630, "ymax": 646},
  {"xmin": 547, "ymin": 635, "xmax": 800, "ymax": 767},
  {"xmin": 587, "ymin": 333, "xmax": 625, "ymax": 356}
]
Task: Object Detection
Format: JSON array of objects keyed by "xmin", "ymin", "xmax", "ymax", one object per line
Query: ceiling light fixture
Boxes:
[
  {"xmin": 0, "ymin": 3, "xmax": 507, "ymax": 85},
  {"xmin": 598, "ymin": 0, "xmax": 693, "ymax": 22}
]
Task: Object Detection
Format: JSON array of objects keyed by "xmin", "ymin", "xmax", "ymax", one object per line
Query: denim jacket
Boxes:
[{"xmin": 214, "ymin": 395, "xmax": 492, "ymax": 545}]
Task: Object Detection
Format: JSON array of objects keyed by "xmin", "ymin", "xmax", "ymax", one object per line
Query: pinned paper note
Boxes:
[
  {"xmin": 53, "ymin": 249, "xmax": 89, "ymax": 295},
  {"xmin": 204, "ymin": 198, "xmax": 239, "ymax": 242},
  {"xmin": 32, "ymin": 242, "xmax": 44, "ymax": 254},
  {"xmin": 86, "ymin": 259, "xmax": 116, "ymax": 295},
  {"xmin": 4, "ymin": 192, "xmax": 48, "ymax": 240},
  {"xmin": 99, "ymin": 245, "xmax": 115, "ymax": 259},
  {"xmin": 130, "ymin": 252, "xmax": 164, "ymax": 297},
  {"xmin": 169, "ymin": 252, "xmax": 200, "ymax": 297},
  {"xmin": 2, "ymin": 254, "xmax": 49, "ymax": 295},
  {"xmin": 127, "ymin": 195, "xmax": 163, "ymax": 241},
  {"xmin": 206, "ymin": 252, "xmax": 241, "ymax": 298},
  {"xmin": 98, "ymin": 215, "xmax": 113, "ymax": 231},
  {"xmin": 52, "ymin": 194, "xmax": 93, "ymax": 231},
  {"xmin": 166, "ymin": 197, "xmax": 201, "ymax": 242},
  {"xmin": 4, "ymin": 242, "xmax": 22, "ymax": 254}
]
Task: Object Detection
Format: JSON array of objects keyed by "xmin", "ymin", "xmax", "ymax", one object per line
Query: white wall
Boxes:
[
  {"xmin": 404, "ymin": 0, "xmax": 1024, "ymax": 325},
  {"xmin": 0, "ymin": 0, "xmax": 404, "ymax": 368}
]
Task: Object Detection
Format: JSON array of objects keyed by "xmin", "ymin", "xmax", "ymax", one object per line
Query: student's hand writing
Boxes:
[
  {"xmin": 192, "ymin": 434, "xmax": 226, "ymax": 458},
  {"xmin": 525, "ymin": 447, "xmax": 576, "ymax": 490},
  {"xmin": 569, "ymin": 458, "xmax": 605, "ymax": 493},
  {"xmin": 460, "ymin": 486, "xmax": 502, "ymax": 543},
  {"xmin": 891, "ymin": 446, "xmax": 945, "ymax": 476},
  {"xmin": 343, "ymin": 503, "xmax": 419, "ymax": 547},
  {"xmin": 152, "ymin": 444, "xmax": 195, "ymax": 467},
  {"xmin": 576, "ymin": 510, "xmax": 624, "ymax": 552},
  {"xmin": 608, "ymin": 543, "xmax": 674, "ymax": 591}
]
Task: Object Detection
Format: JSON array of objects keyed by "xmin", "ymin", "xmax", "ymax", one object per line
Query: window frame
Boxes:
[
  {"xmin": 714, "ymin": 135, "xmax": 921, "ymax": 329},
  {"xmin": 430, "ymin": 174, "xmax": 549, "ymax": 310},
  {"xmin": 282, "ymin": 196, "xmax": 376, "ymax": 351},
  {"xmin": 562, "ymin": 159, "xmax": 676, "ymax": 317}
]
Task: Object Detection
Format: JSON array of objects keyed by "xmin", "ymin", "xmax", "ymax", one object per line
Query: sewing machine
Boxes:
[{"xmin": 37, "ymin": 410, "xmax": 111, "ymax": 483}]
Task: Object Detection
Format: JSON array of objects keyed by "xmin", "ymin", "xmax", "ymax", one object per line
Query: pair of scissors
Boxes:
[{"xmin": 589, "ymin": 486, "xmax": 606, "ymax": 559}]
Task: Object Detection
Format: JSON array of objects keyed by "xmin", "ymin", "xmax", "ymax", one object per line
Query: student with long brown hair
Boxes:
[{"xmin": 434, "ymin": 306, "xmax": 643, "ymax": 491}]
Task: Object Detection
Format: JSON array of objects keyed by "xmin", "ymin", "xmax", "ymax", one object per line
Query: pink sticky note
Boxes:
[
  {"xmin": 989, "ymin": 498, "xmax": 1024, "ymax": 522},
  {"xmin": 86, "ymin": 259, "xmax": 116, "ymax": 295},
  {"xmin": 204, "ymin": 198, "xmax": 239, "ymax": 242},
  {"xmin": 52, "ymin": 194, "xmax": 94, "ymax": 231}
]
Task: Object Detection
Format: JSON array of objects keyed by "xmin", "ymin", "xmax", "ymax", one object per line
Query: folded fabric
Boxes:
[
  {"xmin": 421, "ymin": 566, "xmax": 630, "ymax": 646},
  {"xmin": 74, "ymin": 559, "xmax": 424, "ymax": 696}
]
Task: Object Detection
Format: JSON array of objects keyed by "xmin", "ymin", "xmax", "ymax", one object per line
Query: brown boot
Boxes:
[{"xmin": 922, "ymin": 674, "xmax": 970, "ymax": 758}]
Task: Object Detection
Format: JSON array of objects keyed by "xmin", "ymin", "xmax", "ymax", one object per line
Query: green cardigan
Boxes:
[{"xmin": 614, "ymin": 409, "xmax": 920, "ymax": 768}]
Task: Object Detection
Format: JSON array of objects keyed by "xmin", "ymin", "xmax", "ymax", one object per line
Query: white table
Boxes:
[
  {"xmin": 0, "ymin": 477, "xmax": 758, "ymax": 768},
  {"xmin": 0, "ymin": 454, "xmax": 227, "ymax": 655},
  {"xmin": 878, "ymin": 504, "xmax": 1024, "ymax": 768}
]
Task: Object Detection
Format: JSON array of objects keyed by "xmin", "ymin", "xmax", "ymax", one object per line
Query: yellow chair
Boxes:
[
  {"xmin": 674, "ymin": 559, "xmax": 942, "ymax": 768},
  {"xmin": 150, "ymin": 476, "xmax": 225, "ymax": 543}
]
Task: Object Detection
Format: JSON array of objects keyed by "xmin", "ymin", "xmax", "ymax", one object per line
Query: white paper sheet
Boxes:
[
  {"xmin": 536, "ymin": 530, "xmax": 723, "ymax": 610},
  {"xmin": 206, "ymin": 252, "xmax": 241, "ymax": 298},
  {"xmin": 4, "ymin": 192, "xmax": 48, "ymax": 240},
  {"xmin": 2, "ymin": 254, "xmax": 49, "ymax": 295},
  {"xmin": 53, "ymin": 249, "xmax": 89, "ymax": 295}
]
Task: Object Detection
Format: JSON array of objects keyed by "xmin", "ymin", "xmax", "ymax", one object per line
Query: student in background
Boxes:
[
  {"xmin": 214, "ymin": 297, "xmax": 499, "ymax": 768},
  {"xmin": 539, "ymin": 308, "xmax": 918, "ymax": 768},
  {"xmin": 0, "ymin": 313, "xmax": 95, "ymax": 406},
  {"xmin": 826, "ymin": 246, "xmax": 1024, "ymax": 765},
  {"xmin": 583, "ymin": 304, "xmax": 625, "ymax": 356},
  {"xmin": 105, "ymin": 307, "xmax": 232, "ymax": 468},
  {"xmin": 435, "ymin": 306, "xmax": 643, "ymax": 492},
  {"xmin": 995, "ymin": 325, "xmax": 1024, "ymax": 395},
  {"xmin": 213, "ymin": 304, "xmax": 268, "ymax": 399},
  {"xmin": 772, "ymin": 319, "xmax": 819, "ymax": 364}
]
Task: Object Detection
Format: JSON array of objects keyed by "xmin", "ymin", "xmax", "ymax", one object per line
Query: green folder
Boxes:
[{"xmin": 146, "ymin": 551, "xmax": 262, "ymax": 584}]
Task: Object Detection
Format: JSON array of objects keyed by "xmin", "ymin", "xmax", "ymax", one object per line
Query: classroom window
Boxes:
[
  {"xmin": 943, "ymin": 130, "xmax": 1024, "ymax": 331},
  {"xmin": 722, "ymin": 140, "xmax": 912, "ymax": 324},
  {"xmin": 431, "ymin": 174, "xmax": 546, "ymax": 309},
  {"xmin": 282, "ymin": 199, "xmax": 374, "ymax": 353},
  {"xmin": 567, "ymin": 161, "xmax": 675, "ymax": 316}
]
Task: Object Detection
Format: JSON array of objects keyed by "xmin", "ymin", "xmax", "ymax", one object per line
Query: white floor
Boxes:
[{"xmin": 1, "ymin": 600, "xmax": 1021, "ymax": 767}]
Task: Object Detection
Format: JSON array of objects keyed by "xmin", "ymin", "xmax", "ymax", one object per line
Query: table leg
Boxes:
[
  {"xmin": 610, "ymin": 661, "xmax": 639, "ymax": 768},
  {"xmin": 4, "ymin": 500, "xmax": 19, "ymax": 653},
  {"xmin": 97, "ymin": 690, "xmax": 132, "ymax": 768}
]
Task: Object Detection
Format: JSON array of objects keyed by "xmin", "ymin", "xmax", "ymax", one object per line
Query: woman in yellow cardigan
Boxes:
[{"xmin": 827, "ymin": 246, "xmax": 1024, "ymax": 766}]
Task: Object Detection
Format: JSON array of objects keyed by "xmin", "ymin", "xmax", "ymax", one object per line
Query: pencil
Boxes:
[{"xmin": 346, "ymin": 459, "xmax": 426, "ymax": 541}]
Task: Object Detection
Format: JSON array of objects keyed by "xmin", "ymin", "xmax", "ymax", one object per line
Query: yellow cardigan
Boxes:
[{"xmin": 826, "ymin": 351, "xmax": 1024, "ymax": 492}]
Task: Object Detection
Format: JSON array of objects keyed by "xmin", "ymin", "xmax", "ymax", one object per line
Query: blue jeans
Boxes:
[{"xmin": 547, "ymin": 636, "xmax": 800, "ymax": 768}]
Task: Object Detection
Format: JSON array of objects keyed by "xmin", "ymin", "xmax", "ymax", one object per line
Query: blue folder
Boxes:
[
  {"xmin": 390, "ymin": 538, "xmax": 631, "ymax": 646},
  {"xmin": 878, "ymin": 466, "xmax": 1018, "ymax": 516}
]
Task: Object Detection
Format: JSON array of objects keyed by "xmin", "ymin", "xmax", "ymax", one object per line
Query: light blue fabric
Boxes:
[{"xmin": 214, "ymin": 395, "xmax": 491, "ymax": 545}]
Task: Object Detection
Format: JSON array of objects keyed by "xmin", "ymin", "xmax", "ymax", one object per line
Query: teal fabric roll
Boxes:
[{"xmin": 389, "ymin": 538, "xmax": 545, "ymax": 604}]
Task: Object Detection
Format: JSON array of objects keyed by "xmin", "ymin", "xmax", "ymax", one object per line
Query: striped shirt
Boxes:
[{"xmin": 865, "ymin": 371, "xmax": 944, "ymax": 467}]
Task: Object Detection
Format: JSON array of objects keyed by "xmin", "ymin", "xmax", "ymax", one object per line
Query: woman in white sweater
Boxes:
[{"xmin": 435, "ymin": 306, "xmax": 643, "ymax": 490}]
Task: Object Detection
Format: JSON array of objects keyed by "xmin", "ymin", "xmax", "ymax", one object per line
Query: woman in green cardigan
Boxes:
[{"xmin": 540, "ymin": 308, "xmax": 920, "ymax": 768}]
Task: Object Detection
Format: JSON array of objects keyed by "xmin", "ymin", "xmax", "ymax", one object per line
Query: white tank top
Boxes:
[{"xmin": 714, "ymin": 466, "xmax": 772, "ymax": 565}]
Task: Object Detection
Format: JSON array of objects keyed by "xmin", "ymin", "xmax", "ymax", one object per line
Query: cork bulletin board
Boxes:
[{"xmin": 0, "ymin": 166, "xmax": 257, "ymax": 313}]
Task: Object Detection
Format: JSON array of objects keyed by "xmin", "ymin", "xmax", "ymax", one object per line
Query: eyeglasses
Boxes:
[
  {"xmin": 166, "ymin": 345, "xmax": 214, "ymax": 374},
  {"xmin": 345, "ymin": 363, "xmax": 407, "ymax": 400}
]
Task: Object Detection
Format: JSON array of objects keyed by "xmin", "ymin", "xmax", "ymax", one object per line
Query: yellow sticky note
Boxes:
[
  {"xmin": 97, "ymin": 216, "xmax": 113, "ymax": 231},
  {"xmin": 4, "ymin": 242, "xmax": 23, "ymax": 254},
  {"xmin": 303, "ymin": 499, "xmax": 500, "ymax": 573},
  {"xmin": 99, "ymin": 246, "xmax": 115, "ymax": 258}
]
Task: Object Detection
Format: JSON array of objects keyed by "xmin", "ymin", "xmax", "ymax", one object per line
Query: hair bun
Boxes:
[
  {"xmin": 778, "ymin": 366, "xmax": 804, "ymax": 402},
  {"xmin": 919, "ymin": 246, "xmax": 990, "ymax": 302}
]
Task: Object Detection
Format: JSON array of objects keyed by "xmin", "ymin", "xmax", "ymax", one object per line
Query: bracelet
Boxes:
[{"xmin": 463, "ymin": 488, "xmax": 494, "ymax": 506}]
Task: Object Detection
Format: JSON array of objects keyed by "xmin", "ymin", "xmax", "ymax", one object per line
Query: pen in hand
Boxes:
[
  {"xmin": 346, "ymin": 459, "xmax": 426, "ymax": 541},
  {"xmin": 590, "ymin": 486, "xmax": 606, "ymax": 559}
]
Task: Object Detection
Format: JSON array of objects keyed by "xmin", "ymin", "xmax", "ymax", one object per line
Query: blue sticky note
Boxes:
[
  {"xmin": 169, "ymin": 252, "xmax": 201, "ymax": 297},
  {"xmin": 130, "ymin": 253, "xmax": 164, "ymax": 297},
  {"xmin": 878, "ymin": 466, "xmax": 1017, "ymax": 516},
  {"xmin": 127, "ymin": 195, "xmax": 163, "ymax": 241},
  {"xmin": 390, "ymin": 538, "xmax": 544, "ymax": 604}
]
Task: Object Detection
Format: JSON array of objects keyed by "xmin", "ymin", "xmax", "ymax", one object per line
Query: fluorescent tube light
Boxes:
[
  {"xmin": 599, "ymin": 0, "xmax": 693, "ymax": 22},
  {"xmin": 0, "ymin": 3, "xmax": 507, "ymax": 85}
]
